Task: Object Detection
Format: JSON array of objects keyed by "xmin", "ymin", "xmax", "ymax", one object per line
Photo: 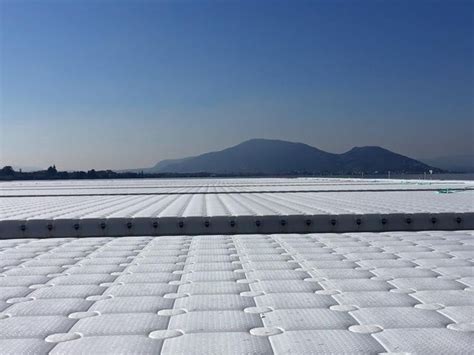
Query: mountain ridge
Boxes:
[{"xmin": 136, "ymin": 139, "xmax": 441, "ymax": 174}]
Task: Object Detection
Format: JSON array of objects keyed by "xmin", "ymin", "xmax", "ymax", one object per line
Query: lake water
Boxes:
[{"xmin": 349, "ymin": 173, "xmax": 474, "ymax": 181}]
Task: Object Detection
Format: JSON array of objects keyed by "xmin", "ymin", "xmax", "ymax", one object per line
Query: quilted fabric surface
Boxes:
[{"xmin": 0, "ymin": 230, "xmax": 473, "ymax": 354}]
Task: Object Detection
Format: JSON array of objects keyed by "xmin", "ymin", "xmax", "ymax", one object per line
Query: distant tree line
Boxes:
[
  {"xmin": 4, "ymin": 166, "xmax": 327, "ymax": 180},
  {"xmin": 0, "ymin": 165, "xmax": 454, "ymax": 181},
  {"xmin": 0, "ymin": 166, "xmax": 220, "ymax": 181}
]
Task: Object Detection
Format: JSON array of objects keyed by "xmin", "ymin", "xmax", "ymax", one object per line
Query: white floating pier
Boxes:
[
  {"xmin": 0, "ymin": 178, "xmax": 473, "ymax": 354},
  {"xmin": 0, "ymin": 178, "xmax": 473, "ymax": 238},
  {"xmin": 0, "ymin": 231, "xmax": 473, "ymax": 354}
]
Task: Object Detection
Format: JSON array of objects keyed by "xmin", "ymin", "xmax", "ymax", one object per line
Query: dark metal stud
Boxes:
[
  {"xmin": 47, "ymin": 224, "xmax": 53, "ymax": 231},
  {"xmin": 204, "ymin": 220, "xmax": 210, "ymax": 228},
  {"xmin": 456, "ymin": 217, "xmax": 462, "ymax": 224},
  {"xmin": 230, "ymin": 220, "xmax": 236, "ymax": 227},
  {"xmin": 431, "ymin": 217, "xmax": 437, "ymax": 224},
  {"xmin": 100, "ymin": 222, "xmax": 106, "ymax": 229},
  {"xmin": 152, "ymin": 221, "xmax": 159, "ymax": 229},
  {"xmin": 281, "ymin": 220, "xmax": 287, "ymax": 226},
  {"xmin": 73, "ymin": 223, "xmax": 80, "ymax": 230},
  {"xmin": 178, "ymin": 221, "xmax": 184, "ymax": 228},
  {"xmin": 406, "ymin": 217, "xmax": 412, "ymax": 225},
  {"xmin": 20, "ymin": 224, "xmax": 26, "ymax": 232},
  {"xmin": 330, "ymin": 219, "xmax": 337, "ymax": 226},
  {"xmin": 126, "ymin": 222, "xmax": 133, "ymax": 229},
  {"xmin": 255, "ymin": 220, "xmax": 261, "ymax": 227},
  {"xmin": 356, "ymin": 218, "xmax": 362, "ymax": 225},
  {"xmin": 381, "ymin": 218, "xmax": 387, "ymax": 225},
  {"xmin": 305, "ymin": 219, "xmax": 312, "ymax": 226}
]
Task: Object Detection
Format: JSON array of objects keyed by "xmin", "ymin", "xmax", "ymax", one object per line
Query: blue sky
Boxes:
[{"xmin": 1, "ymin": 0, "xmax": 472, "ymax": 170}]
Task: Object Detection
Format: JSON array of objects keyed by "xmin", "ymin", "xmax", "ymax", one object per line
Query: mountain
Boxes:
[
  {"xmin": 150, "ymin": 139, "xmax": 339, "ymax": 174},
  {"xmin": 339, "ymin": 146, "xmax": 434, "ymax": 173},
  {"xmin": 420, "ymin": 154, "xmax": 474, "ymax": 173},
  {"xmin": 139, "ymin": 139, "xmax": 440, "ymax": 175}
]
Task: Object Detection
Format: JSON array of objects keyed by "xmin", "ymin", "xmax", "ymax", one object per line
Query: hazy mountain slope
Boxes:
[
  {"xmin": 143, "ymin": 139, "xmax": 440, "ymax": 174},
  {"xmin": 151, "ymin": 139, "xmax": 338, "ymax": 174},
  {"xmin": 340, "ymin": 146, "xmax": 436, "ymax": 173}
]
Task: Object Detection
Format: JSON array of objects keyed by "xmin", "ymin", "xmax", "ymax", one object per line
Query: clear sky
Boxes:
[{"xmin": 1, "ymin": 0, "xmax": 473, "ymax": 171}]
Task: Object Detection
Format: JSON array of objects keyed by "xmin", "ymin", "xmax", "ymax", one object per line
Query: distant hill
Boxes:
[
  {"xmin": 339, "ymin": 146, "xmax": 436, "ymax": 173},
  {"xmin": 139, "ymin": 139, "xmax": 440, "ymax": 174}
]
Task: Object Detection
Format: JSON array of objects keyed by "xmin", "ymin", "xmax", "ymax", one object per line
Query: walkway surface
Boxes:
[
  {"xmin": 1, "ymin": 178, "xmax": 473, "ymax": 238},
  {"xmin": 1, "ymin": 178, "xmax": 473, "ymax": 354},
  {"xmin": 1, "ymin": 231, "xmax": 473, "ymax": 354}
]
